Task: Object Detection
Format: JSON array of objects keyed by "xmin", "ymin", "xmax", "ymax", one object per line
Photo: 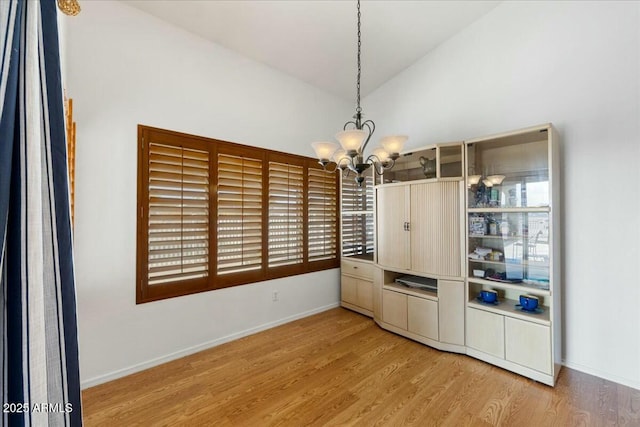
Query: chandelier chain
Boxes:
[{"xmin": 356, "ymin": 0, "xmax": 362, "ymax": 113}]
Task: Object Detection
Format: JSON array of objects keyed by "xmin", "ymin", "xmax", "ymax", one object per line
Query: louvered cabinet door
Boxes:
[
  {"xmin": 410, "ymin": 181, "xmax": 461, "ymax": 276},
  {"xmin": 376, "ymin": 185, "xmax": 410, "ymax": 270}
]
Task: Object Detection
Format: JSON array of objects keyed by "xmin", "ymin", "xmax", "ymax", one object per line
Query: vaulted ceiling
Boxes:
[{"xmin": 125, "ymin": 1, "xmax": 500, "ymax": 101}]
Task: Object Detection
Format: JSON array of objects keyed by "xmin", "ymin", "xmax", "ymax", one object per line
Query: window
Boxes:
[
  {"xmin": 341, "ymin": 173, "xmax": 374, "ymax": 257},
  {"xmin": 137, "ymin": 126, "xmax": 339, "ymax": 303}
]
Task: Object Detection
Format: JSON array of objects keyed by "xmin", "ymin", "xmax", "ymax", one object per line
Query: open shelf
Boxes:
[
  {"xmin": 468, "ymin": 277, "xmax": 550, "ymax": 295},
  {"xmin": 383, "ymin": 282, "xmax": 438, "ymax": 302},
  {"xmin": 467, "ymin": 298, "xmax": 550, "ymax": 326}
]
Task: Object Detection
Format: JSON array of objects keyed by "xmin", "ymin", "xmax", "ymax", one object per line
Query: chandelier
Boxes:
[{"xmin": 311, "ymin": 0, "xmax": 407, "ymax": 186}]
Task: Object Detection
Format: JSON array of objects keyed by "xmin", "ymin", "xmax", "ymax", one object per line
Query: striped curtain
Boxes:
[{"xmin": 1, "ymin": 1, "xmax": 82, "ymax": 426}]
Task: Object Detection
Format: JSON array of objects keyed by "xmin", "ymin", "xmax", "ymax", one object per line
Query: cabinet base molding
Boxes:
[
  {"xmin": 375, "ymin": 320, "xmax": 467, "ymax": 355},
  {"xmin": 466, "ymin": 348, "xmax": 561, "ymax": 386},
  {"xmin": 340, "ymin": 302, "xmax": 373, "ymax": 318}
]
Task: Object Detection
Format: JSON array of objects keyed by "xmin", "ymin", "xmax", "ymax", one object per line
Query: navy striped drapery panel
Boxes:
[{"xmin": 1, "ymin": 0, "xmax": 82, "ymax": 426}]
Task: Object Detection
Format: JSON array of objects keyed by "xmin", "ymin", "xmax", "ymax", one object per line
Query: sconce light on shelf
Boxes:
[{"xmin": 468, "ymin": 174, "xmax": 505, "ymax": 188}]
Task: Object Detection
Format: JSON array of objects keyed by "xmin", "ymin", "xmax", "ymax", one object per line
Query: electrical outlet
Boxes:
[{"xmin": 272, "ymin": 290, "xmax": 278, "ymax": 302}]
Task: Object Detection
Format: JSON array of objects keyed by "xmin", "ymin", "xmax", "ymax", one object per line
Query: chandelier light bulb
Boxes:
[
  {"xmin": 380, "ymin": 135, "xmax": 408, "ymax": 158},
  {"xmin": 336, "ymin": 130, "xmax": 368, "ymax": 154},
  {"xmin": 372, "ymin": 147, "xmax": 390, "ymax": 163},
  {"xmin": 333, "ymin": 149, "xmax": 350, "ymax": 166}
]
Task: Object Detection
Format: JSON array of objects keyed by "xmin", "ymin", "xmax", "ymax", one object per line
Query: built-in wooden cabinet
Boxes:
[
  {"xmin": 464, "ymin": 123, "xmax": 560, "ymax": 386},
  {"xmin": 379, "ymin": 276, "xmax": 465, "ymax": 353},
  {"xmin": 341, "ymin": 258, "xmax": 375, "ymax": 317},
  {"xmin": 377, "ymin": 180, "xmax": 464, "ymax": 277},
  {"xmin": 340, "ymin": 169, "xmax": 378, "ymax": 317},
  {"xmin": 340, "ymin": 124, "xmax": 561, "ymax": 386}
]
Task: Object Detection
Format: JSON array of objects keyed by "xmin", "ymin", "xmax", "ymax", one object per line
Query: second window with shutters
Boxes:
[{"xmin": 137, "ymin": 126, "xmax": 339, "ymax": 303}]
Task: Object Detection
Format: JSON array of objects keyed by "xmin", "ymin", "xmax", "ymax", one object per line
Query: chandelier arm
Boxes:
[
  {"xmin": 347, "ymin": 159, "xmax": 359, "ymax": 174},
  {"xmin": 322, "ymin": 162, "xmax": 339, "ymax": 173},
  {"xmin": 359, "ymin": 120, "xmax": 376, "ymax": 153},
  {"xmin": 343, "ymin": 120, "xmax": 358, "ymax": 131}
]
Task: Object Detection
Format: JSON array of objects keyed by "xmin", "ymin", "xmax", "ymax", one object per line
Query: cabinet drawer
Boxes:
[
  {"xmin": 505, "ymin": 317, "xmax": 552, "ymax": 374},
  {"xmin": 382, "ymin": 289, "xmax": 407, "ymax": 330},
  {"xmin": 466, "ymin": 308, "xmax": 504, "ymax": 358},
  {"xmin": 408, "ymin": 296, "xmax": 438, "ymax": 341},
  {"xmin": 341, "ymin": 259, "xmax": 374, "ymax": 280}
]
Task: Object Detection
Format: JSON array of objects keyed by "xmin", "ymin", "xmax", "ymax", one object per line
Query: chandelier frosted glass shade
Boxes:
[
  {"xmin": 487, "ymin": 174, "xmax": 506, "ymax": 185},
  {"xmin": 468, "ymin": 174, "xmax": 482, "ymax": 185},
  {"xmin": 380, "ymin": 135, "xmax": 408, "ymax": 158},
  {"xmin": 311, "ymin": 141, "xmax": 339, "ymax": 162},
  {"xmin": 336, "ymin": 130, "xmax": 368, "ymax": 154},
  {"xmin": 372, "ymin": 147, "xmax": 390, "ymax": 163},
  {"xmin": 332, "ymin": 149, "xmax": 350, "ymax": 167}
]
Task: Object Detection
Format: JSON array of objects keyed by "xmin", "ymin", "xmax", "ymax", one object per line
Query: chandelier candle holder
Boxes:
[{"xmin": 311, "ymin": 0, "xmax": 407, "ymax": 186}]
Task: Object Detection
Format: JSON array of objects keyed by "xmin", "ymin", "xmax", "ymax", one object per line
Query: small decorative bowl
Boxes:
[
  {"xmin": 480, "ymin": 289, "xmax": 498, "ymax": 303},
  {"xmin": 519, "ymin": 294, "xmax": 539, "ymax": 311}
]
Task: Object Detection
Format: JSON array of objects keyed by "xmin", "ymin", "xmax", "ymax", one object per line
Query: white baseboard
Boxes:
[
  {"xmin": 562, "ymin": 359, "xmax": 640, "ymax": 391},
  {"xmin": 81, "ymin": 302, "xmax": 340, "ymax": 389}
]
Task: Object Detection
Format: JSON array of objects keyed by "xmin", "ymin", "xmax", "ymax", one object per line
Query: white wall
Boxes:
[
  {"xmin": 366, "ymin": 1, "xmax": 640, "ymax": 389},
  {"xmin": 61, "ymin": 1, "xmax": 350, "ymax": 388}
]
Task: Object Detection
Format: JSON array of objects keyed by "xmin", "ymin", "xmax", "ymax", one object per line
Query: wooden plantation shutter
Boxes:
[
  {"xmin": 138, "ymin": 125, "xmax": 340, "ymax": 303},
  {"xmin": 341, "ymin": 214, "xmax": 374, "ymax": 257},
  {"xmin": 341, "ymin": 173, "xmax": 374, "ymax": 212},
  {"xmin": 341, "ymin": 173, "xmax": 374, "ymax": 257},
  {"xmin": 217, "ymin": 152, "xmax": 263, "ymax": 275},
  {"xmin": 147, "ymin": 142, "xmax": 210, "ymax": 285},
  {"xmin": 307, "ymin": 166, "xmax": 338, "ymax": 262},
  {"xmin": 268, "ymin": 159, "xmax": 304, "ymax": 267}
]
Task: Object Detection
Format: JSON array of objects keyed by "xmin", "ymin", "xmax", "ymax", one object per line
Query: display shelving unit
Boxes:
[{"xmin": 464, "ymin": 123, "xmax": 561, "ymax": 386}]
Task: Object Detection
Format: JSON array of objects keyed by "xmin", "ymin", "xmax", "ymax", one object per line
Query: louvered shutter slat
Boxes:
[
  {"xmin": 147, "ymin": 143, "xmax": 209, "ymax": 285},
  {"xmin": 216, "ymin": 153, "xmax": 263, "ymax": 275},
  {"xmin": 307, "ymin": 168, "xmax": 337, "ymax": 262},
  {"xmin": 267, "ymin": 162, "xmax": 304, "ymax": 267}
]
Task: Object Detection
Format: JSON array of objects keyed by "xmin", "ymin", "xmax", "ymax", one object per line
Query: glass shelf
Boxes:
[
  {"xmin": 466, "ymin": 129, "xmax": 550, "ymax": 209},
  {"xmin": 468, "ymin": 211, "xmax": 550, "ymax": 285},
  {"xmin": 382, "ymin": 143, "xmax": 463, "ymax": 183}
]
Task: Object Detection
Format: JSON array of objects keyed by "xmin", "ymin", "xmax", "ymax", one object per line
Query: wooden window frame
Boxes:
[{"xmin": 137, "ymin": 125, "xmax": 340, "ymax": 303}]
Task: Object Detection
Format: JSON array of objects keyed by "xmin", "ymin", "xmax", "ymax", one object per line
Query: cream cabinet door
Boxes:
[
  {"xmin": 410, "ymin": 181, "xmax": 461, "ymax": 277},
  {"xmin": 505, "ymin": 317, "xmax": 552, "ymax": 374},
  {"xmin": 376, "ymin": 185, "xmax": 410, "ymax": 270},
  {"xmin": 438, "ymin": 280, "xmax": 465, "ymax": 345},
  {"xmin": 340, "ymin": 275, "xmax": 358, "ymax": 306},
  {"xmin": 466, "ymin": 308, "xmax": 504, "ymax": 358},
  {"xmin": 407, "ymin": 296, "xmax": 438, "ymax": 341},
  {"xmin": 356, "ymin": 280, "xmax": 374, "ymax": 311},
  {"xmin": 382, "ymin": 289, "xmax": 408, "ymax": 330}
]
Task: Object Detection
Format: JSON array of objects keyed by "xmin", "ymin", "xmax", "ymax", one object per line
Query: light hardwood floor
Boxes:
[{"xmin": 82, "ymin": 308, "xmax": 640, "ymax": 426}]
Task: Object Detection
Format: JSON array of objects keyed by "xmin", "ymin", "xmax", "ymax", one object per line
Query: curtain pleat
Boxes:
[{"xmin": 0, "ymin": 1, "xmax": 82, "ymax": 426}]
